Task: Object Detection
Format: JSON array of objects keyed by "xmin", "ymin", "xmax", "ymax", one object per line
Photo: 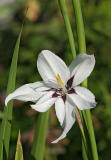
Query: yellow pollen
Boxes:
[{"xmin": 56, "ymin": 74, "xmax": 64, "ymax": 87}]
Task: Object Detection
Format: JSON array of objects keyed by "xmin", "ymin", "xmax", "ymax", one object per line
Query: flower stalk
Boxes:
[
  {"xmin": 58, "ymin": 0, "xmax": 76, "ymax": 59},
  {"xmin": 72, "ymin": 0, "xmax": 99, "ymax": 159},
  {"xmin": 58, "ymin": 0, "xmax": 89, "ymax": 159},
  {"xmin": 74, "ymin": 108, "xmax": 90, "ymax": 160},
  {"xmin": 74, "ymin": 107, "xmax": 83, "ymax": 132}
]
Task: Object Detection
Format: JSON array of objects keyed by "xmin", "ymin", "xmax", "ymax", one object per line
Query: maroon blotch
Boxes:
[
  {"xmin": 68, "ymin": 88, "xmax": 76, "ymax": 94},
  {"xmin": 66, "ymin": 75, "xmax": 74, "ymax": 89},
  {"xmin": 44, "ymin": 88, "xmax": 56, "ymax": 92},
  {"xmin": 62, "ymin": 95, "xmax": 66, "ymax": 104},
  {"xmin": 52, "ymin": 92, "xmax": 59, "ymax": 98}
]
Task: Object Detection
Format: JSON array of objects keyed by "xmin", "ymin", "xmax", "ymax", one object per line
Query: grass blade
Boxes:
[
  {"xmin": 15, "ymin": 131, "xmax": 24, "ymax": 160},
  {"xmin": 72, "ymin": 0, "xmax": 99, "ymax": 159},
  {"xmin": 58, "ymin": 0, "xmax": 90, "ymax": 159},
  {"xmin": 0, "ymin": 28, "xmax": 22, "ymax": 160},
  {"xmin": 72, "ymin": 0, "xmax": 86, "ymax": 53},
  {"xmin": 31, "ymin": 111, "xmax": 49, "ymax": 160},
  {"xmin": 58, "ymin": 0, "xmax": 76, "ymax": 58}
]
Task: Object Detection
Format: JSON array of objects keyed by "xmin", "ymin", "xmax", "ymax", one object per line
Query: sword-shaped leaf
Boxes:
[
  {"xmin": 15, "ymin": 131, "xmax": 24, "ymax": 160},
  {"xmin": 31, "ymin": 111, "xmax": 49, "ymax": 160},
  {"xmin": 0, "ymin": 27, "xmax": 22, "ymax": 160}
]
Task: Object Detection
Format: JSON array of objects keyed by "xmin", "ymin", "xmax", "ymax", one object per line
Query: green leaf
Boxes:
[
  {"xmin": 72, "ymin": 0, "xmax": 99, "ymax": 159},
  {"xmin": 0, "ymin": 28, "xmax": 22, "ymax": 160},
  {"xmin": 58, "ymin": 0, "xmax": 76, "ymax": 59},
  {"xmin": 31, "ymin": 111, "xmax": 49, "ymax": 160},
  {"xmin": 15, "ymin": 131, "xmax": 24, "ymax": 160}
]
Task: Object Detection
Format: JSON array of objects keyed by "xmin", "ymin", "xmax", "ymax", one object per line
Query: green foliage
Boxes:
[
  {"xmin": 15, "ymin": 131, "xmax": 24, "ymax": 160},
  {"xmin": 0, "ymin": 0, "xmax": 111, "ymax": 159},
  {"xmin": 31, "ymin": 111, "xmax": 49, "ymax": 160},
  {"xmin": 0, "ymin": 28, "xmax": 22, "ymax": 159}
]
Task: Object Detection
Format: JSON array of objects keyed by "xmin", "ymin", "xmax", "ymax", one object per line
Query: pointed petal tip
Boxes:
[
  {"xmin": 40, "ymin": 50, "xmax": 52, "ymax": 56},
  {"xmin": 79, "ymin": 102, "xmax": 97, "ymax": 111},
  {"xmin": 51, "ymin": 134, "xmax": 66, "ymax": 144},
  {"xmin": 91, "ymin": 54, "xmax": 95, "ymax": 58},
  {"xmin": 30, "ymin": 104, "xmax": 36, "ymax": 111},
  {"xmin": 90, "ymin": 54, "xmax": 95, "ymax": 62},
  {"xmin": 51, "ymin": 138, "xmax": 62, "ymax": 144},
  {"xmin": 41, "ymin": 50, "xmax": 50, "ymax": 53},
  {"xmin": 5, "ymin": 98, "xmax": 8, "ymax": 106},
  {"xmin": 91, "ymin": 101, "xmax": 97, "ymax": 108},
  {"xmin": 51, "ymin": 140, "xmax": 58, "ymax": 144},
  {"xmin": 30, "ymin": 104, "xmax": 47, "ymax": 113},
  {"xmin": 94, "ymin": 101, "xmax": 97, "ymax": 107},
  {"xmin": 80, "ymin": 52, "xmax": 95, "ymax": 61},
  {"xmin": 5, "ymin": 94, "xmax": 12, "ymax": 106}
]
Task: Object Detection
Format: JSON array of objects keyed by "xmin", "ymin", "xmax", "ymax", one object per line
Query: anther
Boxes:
[{"xmin": 56, "ymin": 74, "xmax": 64, "ymax": 87}]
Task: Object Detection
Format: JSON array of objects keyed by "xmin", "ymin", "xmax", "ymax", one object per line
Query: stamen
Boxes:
[{"xmin": 56, "ymin": 74, "xmax": 64, "ymax": 87}]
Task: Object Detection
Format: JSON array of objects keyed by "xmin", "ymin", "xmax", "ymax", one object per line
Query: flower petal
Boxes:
[
  {"xmin": 5, "ymin": 81, "xmax": 49, "ymax": 106},
  {"xmin": 37, "ymin": 50, "xmax": 70, "ymax": 86},
  {"xmin": 67, "ymin": 93, "xmax": 96, "ymax": 110},
  {"xmin": 31, "ymin": 91, "xmax": 56, "ymax": 112},
  {"xmin": 52, "ymin": 99, "xmax": 75, "ymax": 143},
  {"xmin": 69, "ymin": 53, "xmax": 95, "ymax": 86},
  {"xmin": 74, "ymin": 86, "xmax": 96, "ymax": 103},
  {"xmin": 55, "ymin": 97, "xmax": 65, "ymax": 127}
]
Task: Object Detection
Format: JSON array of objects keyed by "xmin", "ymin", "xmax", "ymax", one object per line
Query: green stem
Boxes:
[
  {"xmin": 81, "ymin": 129, "xmax": 88, "ymax": 160},
  {"xmin": 83, "ymin": 110, "xmax": 99, "ymax": 160},
  {"xmin": 31, "ymin": 111, "xmax": 49, "ymax": 160},
  {"xmin": 72, "ymin": 0, "xmax": 99, "ymax": 160},
  {"xmin": 58, "ymin": 0, "xmax": 76, "ymax": 58},
  {"xmin": 72, "ymin": 0, "xmax": 86, "ymax": 53},
  {"xmin": 82, "ymin": 141, "xmax": 88, "ymax": 160},
  {"xmin": 74, "ymin": 108, "xmax": 88, "ymax": 160},
  {"xmin": 58, "ymin": 0, "xmax": 89, "ymax": 159}
]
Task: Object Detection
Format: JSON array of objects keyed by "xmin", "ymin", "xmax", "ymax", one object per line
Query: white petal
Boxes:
[
  {"xmin": 74, "ymin": 86, "xmax": 96, "ymax": 103},
  {"xmin": 5, "ymin": 81, "xmax": 49, "ymax": 106},
  {"xmin": 37, "ymin": 50, "xmax": 70, "ymax": 86},
  {"xmin": 31, "ymin": 91, "xmax": 56, "ymax": 112},
  {"xmin": 69, "ymin": 53, "xmax": 95, "ymax": 86},
  {"xmin": 67, "ymin": 94, "xmax": 96, "ymax": 110},
  {"xmin": 44, "ymin": 81, "xmax": 60, "ymax": 89},
  {"xmin": 55, "ymin": 97, "xmax": 65, "ymax": 126},
  {"xmin": 52, "ymin": 99, "xmax": 75, "ymax": 143}
]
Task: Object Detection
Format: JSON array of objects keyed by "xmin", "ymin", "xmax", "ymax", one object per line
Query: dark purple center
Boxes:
[
  {"xmin": 66, "ymin": 75, "xmax": 74, "ymax": 89},
  {"xmin": 45, "ymin": 76, "xmax": 76, "ymax": 104}
]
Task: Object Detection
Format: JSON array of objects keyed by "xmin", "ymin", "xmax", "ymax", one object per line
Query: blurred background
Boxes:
[{"xmin": 0, "ymin": 0, "xmax": 111, "ymax": 159}]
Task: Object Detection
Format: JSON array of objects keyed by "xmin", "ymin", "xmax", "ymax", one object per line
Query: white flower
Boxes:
[{"xmin": 5, "ymin": 50, "xmax": 96, "ymax": 143}]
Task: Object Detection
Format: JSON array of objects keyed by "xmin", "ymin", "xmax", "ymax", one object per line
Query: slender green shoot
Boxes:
[
  {"xmin": 74, "ymin": 108, "xmax": 88, "ymax": 158},
  {"xmin": 72, "ymin": 0, "xmax": 99, "ymax": 159},
  {"xmin": 0, "ymin": 27, "xmax": 22, "ymax": 160},
  {"xmin": 58, "ymin": 0, "xmax": 90, "ymax": 159},
  {"xmin": 31, "ymin": 111, "xmax": 49, "ymax": 160},
  {"xmin": 58, "ymin": 0, "xmax": 76, "ymax": 58},
  {"xmin": 15, "ymin": 131, "xmax": 24, "ymax": 160},
  {"xmin": 72, "ymin": 0, "xmax": 86, "ymax": 53}
]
